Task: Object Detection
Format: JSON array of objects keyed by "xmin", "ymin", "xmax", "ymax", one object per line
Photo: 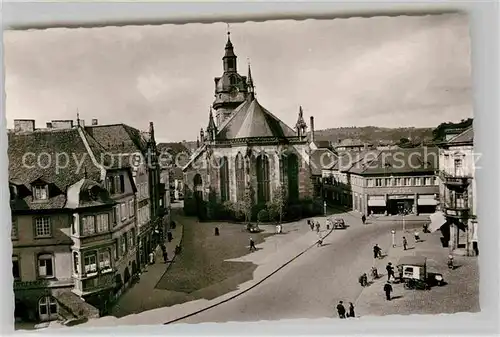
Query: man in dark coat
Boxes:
[
  {"xmin": 336, "ymin": 301, "xmax": 346, "ymax": 319},
  {"xmin": 373, "ymin": 244, "xmax": 381, "ymax": 259},
  {"xmin": 384, "ymin": 282, "xmax": 393, "ymax": 300},
  {"xmin": 249, "ymin": 237, "xmax": 257, "ymax": 252},
  {"xmin": 386, "ymin": 262, "xmax": 395, "ymax": 281},
  {"xmin": 361, "ymin": 214, "xmax": 366, "ymax": 224},
  {"xmin": 348, "ymin": 302, "xmax": 355, "ymax": 318}
]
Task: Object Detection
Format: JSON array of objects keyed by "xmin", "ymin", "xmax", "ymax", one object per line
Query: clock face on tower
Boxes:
[{"xmin": 230, "ymin": 86, "xmax": 239, "ymax": 98}]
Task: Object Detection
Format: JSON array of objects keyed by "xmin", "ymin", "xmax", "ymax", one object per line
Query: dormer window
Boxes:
[{"xmin": 33, "ymin": 185, "xmax": 48, "ymax": 200}]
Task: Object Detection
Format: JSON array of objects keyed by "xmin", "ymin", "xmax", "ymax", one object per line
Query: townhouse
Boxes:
[
  {"xmin": 84, "ymin": 121, "xmax": 168, "ymax": 270},
  {"xmin": 322, "ymin": 147, "xmax": 440, "ymax": 215},
  {"xmin": 8, "ymin": 119, "xmax": 145, "ymax": 324},
  {"xmin": 435, "ymin": 127, "xmax": 477, "ymax": 256}
]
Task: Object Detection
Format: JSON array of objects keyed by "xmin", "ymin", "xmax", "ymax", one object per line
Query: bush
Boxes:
[
  {"xmin": 257, "ymin": 209, "xmax": 269, "ymax": 222},
  {"xmin": 183, "ymin": 198, "xmax": 199, "ymax": 216},
  {"xmin": 223, "ymin": 201, "xmax": 245, "ymax": 222},
  {"xmin": 286, "ymin": 204, "xmax": 303, "ymax": 220}
]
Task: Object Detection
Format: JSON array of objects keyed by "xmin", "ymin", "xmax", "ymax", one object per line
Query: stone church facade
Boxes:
[{"xmin": 182, "ymin": 32, "xmax": 317, "ymax": 217}]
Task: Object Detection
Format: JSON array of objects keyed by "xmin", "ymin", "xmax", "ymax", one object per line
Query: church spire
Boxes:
[
  {"xmin": 223, "ymin": 25, "xmax": 237, "ymax": 73},
  {"xmin": 247, "ymin": 59, "xmax": 255, "ymax": 100},
  {"xmin": 206, "ymin": 106, "xmax": 217, "ymax": 141}
]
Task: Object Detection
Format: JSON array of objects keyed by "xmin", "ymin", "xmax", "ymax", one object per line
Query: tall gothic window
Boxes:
[
  {"xmin": 235, "ymin": 153, "xmax": 245, "ymax": 201},
  {"xmin": 256, "ymin": 154, "xmax": 270, "ymax": 204},
  {"xmin": 219, "ymin": 157, "xmax": 230, "ymax": 202},
  {"xmin": 280, "ymin": 155, "xmax": 288, "ymax": 187},
  {"xmin": 287, "ymin": 153, "xmax": 299, "ymax": 202},
  {"xmin": 193, "ymin": 174, "xmax": 203, "ymax": 200}
]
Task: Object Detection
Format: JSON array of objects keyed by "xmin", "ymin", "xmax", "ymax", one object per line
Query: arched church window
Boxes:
[
  {"xmin": 287, "ymin": 153, "xmax": 299, "ymax": 202},
  {"xmin": 235, "ymin": 153, "xmax": 245, "ymax": 201},
  {"xmin": 256, "ymin": 154, "xmax": 270, "ymax": 204},
  {"xmin": 229, "ymin": 75, "xmax": 237, "ymax": 85},
  {"xmin": 193, "ymin": 174, "xmax": 203, "ymax": 201},
  {"xmin": 219, "ymin": 157, "xmax": 230, "ymax": 202},
  {"xmin": 228, "ymin": 59, "xmax": 235, "ymax": 70}
]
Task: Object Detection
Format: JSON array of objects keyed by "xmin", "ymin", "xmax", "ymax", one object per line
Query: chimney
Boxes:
[
  {"xmin": 310, "ymin": 116, "xmax": 315, "ymax": 143},
  {"xmin": 51, "ymin": 120, "xmax": 74, "ymax": 129},
  {"xmin": 14, "ymin": 119, "xmax": 35, "ymax": 133},
  {"xmin": 91, "ymin": 118, "xmax": 98, "ymax": 126}
]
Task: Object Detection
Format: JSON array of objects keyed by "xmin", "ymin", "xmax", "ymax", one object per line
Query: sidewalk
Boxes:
[
  {"xmin": 109, "ymin": 224, "xmax": 184, "ymax": 317},
  {"xmin": 354, "ymin": 229, "xmax": 479, "ymax": 317}
]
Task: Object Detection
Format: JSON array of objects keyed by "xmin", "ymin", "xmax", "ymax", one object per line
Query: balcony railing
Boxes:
[{"xmin": 438, "ymin": 170, "xmax": 471, "ymax": 186}]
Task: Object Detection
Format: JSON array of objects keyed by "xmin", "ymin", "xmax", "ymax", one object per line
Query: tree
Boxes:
[
  {"xmin": 267, "ymin": 185, "xmax": 287, "ymax": 224},
  {"xmin": 432, "ymin": 118, "xmax": 473, "ymax": 142},
  {"xmin": 239, "ymin": 183, "xmax": 254, "ymax": 224}
]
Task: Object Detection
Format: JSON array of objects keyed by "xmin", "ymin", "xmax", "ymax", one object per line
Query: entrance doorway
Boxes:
[
  {"xmin": 387, "ymin": 199, "xmax": 413, "ymax": 215},
  {"xmin": 38, "ymin": 296, "xmax": 58, "ymax": 321}
]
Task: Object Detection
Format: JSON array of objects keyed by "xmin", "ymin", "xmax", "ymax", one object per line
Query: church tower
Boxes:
[{"xmin": 212, "ymin": 30, "xmax": 249, "ymax": 127}]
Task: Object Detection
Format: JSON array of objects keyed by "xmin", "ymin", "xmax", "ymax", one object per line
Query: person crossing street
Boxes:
[{"xmin": 249, "ymin": 237, "xmax": 257, "ymax": 252}]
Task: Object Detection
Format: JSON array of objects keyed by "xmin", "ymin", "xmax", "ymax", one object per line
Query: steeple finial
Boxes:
[
  {"xmin": 295, "ymin": 105, "xmax": 307, "ymax": 138},
  {"xmin": 76, "ymin": 109, "xmax": 80, "ymax": 127},
  {"xmin": 207, "ymin": 106, "xmax": 217, "ymax": 132},
  {"xmin": 225, "ymin": 23, "xmax": 233, "ymax": 49},
  {"xmin": 247, "ymin": 58, "xmax": 255, "ymax": 100}
]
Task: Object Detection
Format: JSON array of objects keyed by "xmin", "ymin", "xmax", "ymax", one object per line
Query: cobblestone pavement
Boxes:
[
  {"xmin": 78, "ymin": 214, "xmax": 337, "ymax": 327},
  {"xmin": 354, "ymin": 229, "xmax": 479, "ymax": 317},
  {"xmin": 174, "ymin": 216, "xmax": 429, "ymax": 324},
  {"xmin": 77, "ymin": 211, "xmax": 443, "ymax": 327}
]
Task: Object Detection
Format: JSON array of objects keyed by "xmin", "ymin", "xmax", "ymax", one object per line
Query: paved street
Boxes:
[
  {"xmin": 174, "ymin": 213, "xmax": 431, "ymax": 324},
  {"xmin": 354, "ymin": 229, "xmax": 479, "ymax": 316}
]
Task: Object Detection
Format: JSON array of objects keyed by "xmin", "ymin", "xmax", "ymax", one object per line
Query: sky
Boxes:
[{"xmin": 4, "ymin": 13, "xmax": 473, "ymax": 143}]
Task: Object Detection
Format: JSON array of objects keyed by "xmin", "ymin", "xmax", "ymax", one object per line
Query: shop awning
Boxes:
[
  {"xmin": 417, "ymin": 198, "xmax": 438, "ymax": 206},
  {"xmin": 368, "ymin": 199, "xmax": 386, "ymax": 207},
  {"xmin": 429, "ymin": 211, "xmax": 446, "ymax": 232}
]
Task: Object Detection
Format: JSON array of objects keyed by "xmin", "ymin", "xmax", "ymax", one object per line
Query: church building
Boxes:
[{"xmin": 182, "ymin": 32, "xmax": 320, "ymax": 218}]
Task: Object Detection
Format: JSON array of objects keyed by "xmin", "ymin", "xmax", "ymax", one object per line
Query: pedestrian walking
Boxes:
[
  {"xmin": 414, "ymin": 230, "xmax": 420, "ymax": 242},
  {"xmin": 163, "ymin": 251, "xmax": 168, "ymax": 263},
  {"xmin": 336, "ymin": 301, "xmax": 346, "ymax": 319},
  {"xmin": 386, "ymin": 262, "xmax": 395, "ymax": 281},
  {"xmin": 383, "ymin": 282, "xmax": 393, "ymax": 301},
  {"xmin": 309, "ymin": 220, "xmax": 314, "ymax": 231},
  {"xmin": 148, "ymin": 251, "xmax": 155, "ymax": 265},
  {"xmin": 361, "ymin": 214, "xmax": 366, "ymax": 225},
  {"xmin": 391, "ymin": 230, "xmax": 396, "ymax": 247},
  {"xmin": 373, "ymin": 244, "xmax": 382, "ymax": 259},
  {"xmin": 316, "ymin": 222, "xmax": 320, "ymax": 233},
  {"xmin": 402, "ymin": 236, "xmax": 408, "ymax": 250},
  {"xmin": 249, "ymin": 237, "xmax": 257, "ymax": 252},
  {"xmin": 348, "ymin": 302, "xmax": 355, "ymax": 318},
  {"xmin": 317, "ymin": 234, "xmax": 323, "ymax": 247}
]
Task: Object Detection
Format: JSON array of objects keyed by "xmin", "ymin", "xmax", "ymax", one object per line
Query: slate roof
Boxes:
[
  {"xmin": 347, "ymin": 147, "xmax": 438, "ymax": 176},
  {"xmin": 217, "ymin": 98, "xmax": 297, "ymax": 140},
  {"xmin": 8, "ymin": 128, "xmax": 108, "ymax": 211},
  {"xmin": 85, "ymin": 124, "xmax": 148, "ymax": 155},
  {"xmin": 447, "ymin": 127, "xmax": 473, "ymax": 145},
  {"xmin": 312, "ymin": 140, "xmax": 332, "ymax": 149}
]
